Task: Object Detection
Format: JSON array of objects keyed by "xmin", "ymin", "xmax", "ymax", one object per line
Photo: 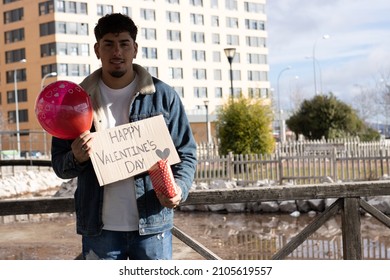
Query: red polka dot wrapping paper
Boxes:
[{"xmin": 148, "ymin": 159, "xmax": 177, "ymax": 198}]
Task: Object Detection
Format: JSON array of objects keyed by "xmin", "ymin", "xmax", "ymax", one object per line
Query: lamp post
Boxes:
[
  {"xmin": 306, "ymin": 56, "xmax": 323, "ymax": 94},
  {"xmin": 203, "ymin": 99, "xmax": 210, "ymax": 144},
  {"xmin": 224, "ymin": 48, "xmax": 236, "ymax": 100},
  {"xmin": 13, "ymin": 58, "xmax": 27, "ymax": 156},
  {"xmin": 41, "ymin": 72, "xmax": 57, "ymax": 89},
  {"xmin": 203, "ymin": 99, "xmax": 210, "ymax": 158},
  {"xmin": 277, "ymin": 66, "xmax": 291, "ymax": 142},
  {"xmin": 312, "ymin": 34, "xmax": 329, "ymax": 95}
]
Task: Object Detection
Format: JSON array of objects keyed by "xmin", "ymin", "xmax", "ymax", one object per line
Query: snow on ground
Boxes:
[{"xmin": 0, "ymin": 170, "xmax": 69, "ymax": 199}]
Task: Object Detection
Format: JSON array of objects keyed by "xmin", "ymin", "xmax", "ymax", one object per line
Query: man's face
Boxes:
[{"xmin": 94, "ymin": 32, "xmax": 138, "ymax": 79}]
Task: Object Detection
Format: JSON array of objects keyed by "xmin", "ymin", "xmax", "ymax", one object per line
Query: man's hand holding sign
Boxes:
[
  {"xmin": 86, "ymin": 115, "xmax": 182, "ymax": 208},
  {"xmin": 89, "ymin": 115, "xmax": 181, "ymax": 186}
]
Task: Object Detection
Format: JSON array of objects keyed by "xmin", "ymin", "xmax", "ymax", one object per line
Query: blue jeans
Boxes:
[{"xmin": 82, "ymin": 230, "xmax": 172, "ymax": 260}]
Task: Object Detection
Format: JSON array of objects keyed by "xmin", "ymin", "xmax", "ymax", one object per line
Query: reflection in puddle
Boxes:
[{"xmin": 174, "ymin": 211, "xmax": 390, "ymax": 260}]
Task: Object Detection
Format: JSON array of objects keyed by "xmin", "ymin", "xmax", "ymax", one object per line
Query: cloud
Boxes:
[{"xmin": 267, "ymin": 0, "xmax": 390, "ymax": 110}]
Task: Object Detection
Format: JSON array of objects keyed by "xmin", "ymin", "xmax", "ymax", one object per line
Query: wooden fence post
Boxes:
[
  {"xmin": 278, "ymin": 147, "xmax": 283, "ymax": 185},
  {"xmin": 332, "ymin": 147, "xmax": 337, "ymax": 182},
  {"xmin": 341, "ymin": 197, "xmax": 362, "ymax": 259},
  {"xmin": 228, "ymin": 152, "xmax": 234, "ymax": 181}
]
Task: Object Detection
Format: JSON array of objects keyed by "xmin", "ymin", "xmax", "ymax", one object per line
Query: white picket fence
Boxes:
[{"xmin": 196, "ymin": 138, "xmax": 390, "ymax": 184}]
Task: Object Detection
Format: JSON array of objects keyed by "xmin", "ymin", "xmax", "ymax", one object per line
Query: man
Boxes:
[{"xmin": 51, "ymin": 13, "xmax": 197, "ymax": 260}]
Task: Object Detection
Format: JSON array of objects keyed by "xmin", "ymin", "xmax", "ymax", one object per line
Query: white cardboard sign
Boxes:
[{"xmin": 90, "ymin": 115, "xmax": 180, "ymax": 186}]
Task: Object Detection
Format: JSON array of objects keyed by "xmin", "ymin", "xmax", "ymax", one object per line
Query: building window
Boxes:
[
  {"xmin": 247, "ymin": 70, "xmax": 267, "ymax": 81},
  {"xmin": 166, "ymin": 0, "xmax": 180, "ymax": 4},
  {"xmin": 166, "ymin": 11, "xmax": 180, "ymax": 23},
  {"xmin": 4, "ymin": 28, "xmax": 25, "ymax": 43},
  {"xmin": 193, "ymin": 68, "xmax": 207, "ymax": 80},
  {"xmin": 194, "ymin": 87, "xmax": 207, "ymax": 98},
  {"xmin": 173, "ymin": 86, "xmax": 184, "ymax": 98},
  {"xmin": 211, "ymin": 33, "xmax": 220, "ymax": 44},
  {"xmin": 190, "ymin": 13, "xmax": 204, "ymax": 25},
  {"xmin": 226, "ymin": 34, "xmax": 239, "ymax": 45},
  {"xmin": 6, "ymin": 69, "xmax": 26, "ymax": 84},
  {"xmin": 80, "ymin": 2, "xmax": 88, "ymax": 14},
  {"xmin": 167, "ymin": 30, "xmax": 181, "ymax": 41},
  {"xmin": 97, "ymin": 4, "xmax": 113, "ymax": 16},
  {"xmin": 68, "ymin": 1, "xmax": 77, "ymax": 13},
  {"xmin": 214, "ymin": 69, "xmax": 222, "ymax": 80},
  {"xmin": 142, "ymin": 47, "xmax": 158, "ymax": 59},
  {"xmin": 56, "ymin": 0, "xmax": 65, "ymax": 12},
  {"xmin": 40, "ymin": 22, "xmax": 88, "ymax": 36},
  {"xmin": 230, "ymin": 69, "xmax": 241, "ymax": 81},
  {"xmin": 192, "ymin": 50, "xmax": 206, "ymax": 61},
  {"xmin": 5, "ymin": 49, "xmax": 25, "ymax": 63},
  {"xmin": 246, "ymin": 36, "xmax": 266, "ymax": 47},
  {"xmin": 168, "ymin": 67, "xmax": 183, "ymax": 79},
  {"xmin": 51, "ymin": 1, "xmax": 88, "ymax": 14},
  {"xmin": 4, "ymin": 7, "xmax": 23, "ymax": 24},
  {"xmin": 61, "ymin": 64, "xmax": 90, "ymax": 76},
  {"xmin": 190, "ymin": 0, "xmax": 203, "ymax": 7},
  {"xmin": 145, "ymin": 66, "xmax": 158, "ymax": 77},
  {"xmin": 8, "ymin": 109, "xmax": 28, "ymax": 124},
  {"xmin": 40, "ymin": 22, "xmax": 55, "ymax": 36},
  {"xmin": 42, "ymin": 64, "xmax": 57, "ymax": 76},
  {"xmin": 140, "ymin": 9, "xmax": 156, "ymax": 21},
  {"xmin": 213, "ymin": 51, "xmax": 221, "ymax": 62},
  {"xmin": 226, "ymin": 17, "xmax": 239, "ymax": 28},
  {"xmin": 141, "ymin": 28, "xmax": 157, "ymax": 40},
  {"xmin": 245, "ymin": 19, "xmax": 265, "ymax": 30},
  {"xmin": 244, "ymin": 2, "xmax": 265, "ymax": 13},
  {"xmin": 215, "ymin": 87, "xmax": 223, "ymax": 98},
  {"xmin": 247, "ymin": 53, "xmax": 267, "ymax": 64},
  {"xmin": 122, "ymin": 6, "xmax": 132, "ymax": 17},
  {"xmin": 39, "ymin": 1, "xmax": 55, "ymax": 15},
  {"xmin": 211, "ymin": 16, "xmax": 219, "ymax": 27},
  {"xmin": 47, "ymin": 42, "xmax": 89, "ymax": 56},
  {"xmin": 191, "ymin": 32, "xmax": 205, "ymax": 43},
  {"xmin": 225, "ymin": 0, "xmax": 237, "ymax": 10},
  {"xmin": 42, "ymin": 63, "xmax": 90, "ymax": 77},
  {"xmin": 7, "ymin": 89, "xmax": 27, "ymax": 104},
  {"xmin": 248, "ymin": 87, "xmax": 261, "ymax": 98},
  {"xmin": 211, "ymin": 0, "xmax": 219, "ymax": 8},
  {"xmin": 168, "ymin": 49, "xmax": 182, "ymax": 60}
]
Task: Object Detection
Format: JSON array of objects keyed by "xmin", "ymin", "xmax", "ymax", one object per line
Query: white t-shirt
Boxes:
[{"xmin": 99, "ymin": 76, "xmax": 140, "ymax": 231}]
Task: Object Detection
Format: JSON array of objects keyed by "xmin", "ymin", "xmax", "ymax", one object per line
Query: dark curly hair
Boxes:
[{"xmin": 94, "ymin": 13, "xmax": 138, "ymax": 42}]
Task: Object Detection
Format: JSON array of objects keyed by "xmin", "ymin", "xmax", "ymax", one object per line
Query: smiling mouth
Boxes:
[{"xmin": 110, "ymin": 59, "xmax": 125, "ymax": 64}]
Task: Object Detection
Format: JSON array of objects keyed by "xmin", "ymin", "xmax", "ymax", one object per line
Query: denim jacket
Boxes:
[{"xmin": 51, "ymin": 64, "xmax": 197, "ymax": 236}]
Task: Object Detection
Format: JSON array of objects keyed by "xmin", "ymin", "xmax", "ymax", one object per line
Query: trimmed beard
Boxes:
[{"xmin": 110, "ymin": 70, "xmax": 126, "ymax": 78}]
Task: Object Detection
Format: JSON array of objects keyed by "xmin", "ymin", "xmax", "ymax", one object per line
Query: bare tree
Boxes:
[{"xmin": 352, "ymin": 84, "xmax": 377, "ymax": 123}]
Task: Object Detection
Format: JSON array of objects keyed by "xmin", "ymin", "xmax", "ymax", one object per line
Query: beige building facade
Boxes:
[{"xmin": 0, "ymin": 0, "xmax": 270, "ymax": 155}]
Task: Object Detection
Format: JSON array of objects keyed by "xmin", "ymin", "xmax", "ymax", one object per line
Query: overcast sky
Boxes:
[{"xmin": 266, "ymin": 0, "xmax": 390, "ymax": 113}]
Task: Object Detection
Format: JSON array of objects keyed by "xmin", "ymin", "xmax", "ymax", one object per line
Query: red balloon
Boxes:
[{"xmin": 35, "ymin": 80, "xmax": 93, "ymax": 139}]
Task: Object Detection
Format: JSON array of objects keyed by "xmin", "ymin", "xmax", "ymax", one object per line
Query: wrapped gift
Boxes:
[{"xmin": 148, "ymin": 159, "xmax": 177, "ymax": 198}]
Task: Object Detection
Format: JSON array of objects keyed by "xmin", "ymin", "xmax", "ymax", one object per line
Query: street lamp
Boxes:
[
  {"xmin": 14, "ymin": 58, "xmax": 27, "ymax": 156},
  {"xmin": 306, "ymin": 56, "xmax": 323, "ymax": 94},
  {"xmin": 224, "ymin": 48, "xmax": 236, "ymax": 100},
  {"xmin": 203, "ymin": 99, "xmax": 210, "ymax": 159},
  {"xmin": 203, "ymin": 99, "xmax": 210, "ymax": 144},
  {"xmin": 312, "ymin": 34, "xmax": 330, "ymax": 95},
  {"xmin": 41, "ymin": 72, "xmax": 57, "ymax": 89},
  {"xmin": 277, "ymin": 66, "xmax": 291, "ymax": 142}
]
